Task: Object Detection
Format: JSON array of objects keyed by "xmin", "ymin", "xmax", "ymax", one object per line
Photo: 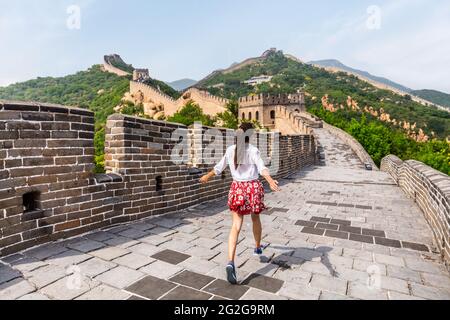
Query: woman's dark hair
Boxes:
[{"xmin": 234, "ymin": 122, "xmax": 255, "ymax": 170}]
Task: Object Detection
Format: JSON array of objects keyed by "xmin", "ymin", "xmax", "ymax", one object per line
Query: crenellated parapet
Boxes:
[
  {"xmin": 381, "ymin": 155, "xmax": 450, "ymax": 267},
  {"xmin": 239, "ymin": 93, "xmax": 305, "ymax": 108}
]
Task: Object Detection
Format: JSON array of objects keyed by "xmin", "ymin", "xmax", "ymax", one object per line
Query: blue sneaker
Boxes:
[
  {"xmin": 254, "ymin": 246, "xmax": 264, "ymax": 256},
  {"xmin": 226, "ymin": 262, "xmax": 237, "ymax": 285}
]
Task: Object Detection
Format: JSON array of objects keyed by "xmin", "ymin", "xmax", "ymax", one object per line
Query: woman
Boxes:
[{"xmin": 200, "ymin": 123, "xmax": 280, "ymax": 284}]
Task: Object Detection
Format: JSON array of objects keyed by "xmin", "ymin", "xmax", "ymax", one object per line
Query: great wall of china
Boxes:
[{"xmin": 1, "ymin": 99, "xmax": 449, "ymax": 268}]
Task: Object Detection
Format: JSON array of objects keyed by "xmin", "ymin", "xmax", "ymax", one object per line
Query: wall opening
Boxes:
[
  {"xmin": 256, "ymin": 111, "xmax": 259, "ymax": 121},
  {"xmin": 270, "ymin": 110, "xmax": 276, "ymax": 119},
  {"xmin": 156, "ymin": 176, "xmax": 163, "ymax": 192},
  {"xmin": 23, "ymin": 191, "xmax": 41, "ymax": 213},
  {"xmin": 249, "ymin": 112, "xmax": 252, "ymax": 120},
  {"xmin": 242, "ymin": 113, "xmax": 245, "ymax": 120}
]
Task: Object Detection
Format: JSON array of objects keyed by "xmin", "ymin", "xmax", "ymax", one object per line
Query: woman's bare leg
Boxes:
[
  {"xmin": 251, "ymin": 214, "xmax": 262, "ymax": 248},
  {"xmin": 228, "ymin": 211, "xmax": 244, "ymax": 263}
]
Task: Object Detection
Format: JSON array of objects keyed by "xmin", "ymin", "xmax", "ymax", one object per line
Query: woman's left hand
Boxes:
[{"xmin": 268, "ymin": 179, "xmax": 281, "ymax": 192}]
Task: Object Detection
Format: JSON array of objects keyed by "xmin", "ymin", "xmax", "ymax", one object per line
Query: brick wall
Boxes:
[
  {"xmin": 0, "ymin": 101, "xmax": 318, "ymax": 256},
  {"xmin": 381, "ymin": 155, "xmax": 450, "ymax": 267}
]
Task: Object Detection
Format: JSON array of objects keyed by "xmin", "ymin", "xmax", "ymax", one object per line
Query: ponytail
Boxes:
[{"xmin": 234, "ymin": 122, "xmax": 255, "ymax": 170}]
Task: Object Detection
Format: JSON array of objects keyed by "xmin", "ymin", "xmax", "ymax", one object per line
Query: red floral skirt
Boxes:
[{"xmin": 228, "ymin": 180, "xmax": 266, "ymax": 216}]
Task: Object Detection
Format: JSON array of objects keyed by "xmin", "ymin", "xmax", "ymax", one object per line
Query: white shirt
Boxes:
[{"xmin": 214, "ymin": 144, "xmax": 269, "ymax": 182}]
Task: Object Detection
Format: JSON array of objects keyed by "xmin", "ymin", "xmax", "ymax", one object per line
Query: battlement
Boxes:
[
  {"xmin": 183, "ymin": 88, "xmax": 230, "ymax": 105},
  {"xmin": 381, "ymin": 156, "xmax": 450, "ymax": 266},
  {"xmin": 0, "ymin": 100, "xmax": 318, "ymax": 256},
  {"xmin": 239, "ymin": 92, "xmax": 305, "ymax": 107},
  {"xmin": 130, "ymin": 81, "xmax": 177, "ymax": 103}
]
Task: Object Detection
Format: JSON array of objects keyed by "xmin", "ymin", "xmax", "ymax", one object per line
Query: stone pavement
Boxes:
[{"xmin": 1, "ymin": 127, "xmax": 449, "ymax": 300}]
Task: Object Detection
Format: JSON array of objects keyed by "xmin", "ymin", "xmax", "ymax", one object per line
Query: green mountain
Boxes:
[
  {"xmin": 198, "ymin": 50, "xmax": 450, "ymax": 174},
  {"xmin": 308, "ymin": 59, "xmax": 413, "ymax": 93},
  {"xmin": 411, "ymin": 89, "xmax": 450, "ymax": 109},
  {"xmin": 167, "ymin": 78, "xmax": 198, "ymax": 91}
]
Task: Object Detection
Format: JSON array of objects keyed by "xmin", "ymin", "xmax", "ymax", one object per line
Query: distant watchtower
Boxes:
[
  {"xmin": 133, "ymin": 69, "xmax": 150, "ymax": 82},
  {"xmin": 238, "ymin": 91, "xmax": 305, "ymax": 129}
]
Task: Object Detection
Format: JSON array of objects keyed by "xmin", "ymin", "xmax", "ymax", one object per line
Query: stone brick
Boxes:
[{"xmin": 95, "ymin": 266, "xmax": 145, "ymax": 289}]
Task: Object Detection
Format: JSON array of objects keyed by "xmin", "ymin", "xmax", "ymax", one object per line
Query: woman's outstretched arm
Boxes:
[
  {"xmin": 252, "ymin": 149, "xmax": 280, "ymax": 192},
  {"xmin": 200, "ymin": 153, "xmax": 228, "ymax": 184}
]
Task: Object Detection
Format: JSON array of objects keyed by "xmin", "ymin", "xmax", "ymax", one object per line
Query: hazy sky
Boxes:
[{"xmin": 1, "ymin": 0, "xmax": 449, "ymax": 93}]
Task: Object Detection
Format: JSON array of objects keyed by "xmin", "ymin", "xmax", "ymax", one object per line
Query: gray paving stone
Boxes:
[
  {"xmin": 26, "ymin": 264, "xmax": 68, "ymax": 288},
  {"xmin": 0, "ymin": 264, "xmax": 22, "ymax": 284},
  {"xmin": 147, "ymin": 227, "xmax": 178, "ymax": 238},
  {"xmin": 320, "ymin": 291, "xmax": 358, "ymax": 300},
  {"xmin": 128, "ymin": 243, "xmax": 162, "ymax": 257},
  {"xmin": 103, "ymin": 236, "xmax": 140, "ymax": 248},
  {"xmin": 0, "ymin": 278, "xmax": 36, "ymax": 300},
  {"xmin": 17, "ymin": 293, "xmax": 51, "ymax": 300},
  {"xmin": 348, "ymin": 282, "xmax": 388, "ymax": 300},
  {"xmin": 76, "ymin": 284, "xmax": 131, "ymax": 300},
  {"xmin": 421, "ymin": 272, "xmax": 450, "ymax": 290},
  {"xmin": 310, "ymin": 274, "xmax": 347, "ymax": 295},
  {"xmin": 139, "ymin": 234, "xmax": 172, "ymax": 246},
  {"xmin": 241, "ymin": 288, "xmax": 288, "ymax": 300},
  {"xmin": 95, "ymin": 266, "xmax": 145, "ymax": 289},
  {"xmin": 112, "ymin": 253, "xmax": 156, "ymax": 270},
  {"xmin": 46, "ymin": 250, "xmax": 92, "ymax": 268},
  {"xmin": 379, "ymin": 275, "xmax": 410, "ymax": 294},
  {"xmin": 66, "ymin": 239, "xmax": 106, "ymax": 253},
  {"xmin": 179, "ymin": 257, "xmax": 219, "ymax": 274},
  {"xmin": 386, "ymin": 265, "xmax": 422, "ymax": 283},
  {"xmin": 159, "ymin": 238, "xmax": 195, "ymax": 252},
  {"xmin": 410, "ymin": 283, "xmax": 450, "ymax": 300},
  {"xmin": 190, "ymin": 237, "xmax": 221, "ymax": 250},
  {"xmin": 77, "ymin": 258, "xmax": 117, "ymax": 278},
  {"xmin": 90, "ymin": 247, "xmax": 130, "ymax": 261},
  {"xmin": 25, "ymin": 244, "xmax": 68, "ymax": 260},
  {"xmin": 241, "ymin": 273, "xmax": 284, "ymax": 293},
  {"xmin": 353, "ymin": 259, "xmax": 387, "ymax": 275},
  {"xmin": 153, "ymin": 218, "xmax": 184, "ymax": 229},
  {"xmin": 174, "ymin": 224, "xmax": 201, "ymax": 234},
  {"xmin": 185, "ymin": 246, "xmax": 221, "ymax": 261},
  {"xmin": 404, "ymin": 257, "xmax": 445, "ymax": 273},
  {"xmin": 118, "ymin": 228, "xmax": 150, "ymax": 240},
  {"xmin": 278, "ymin": 282, "xmax": 321, "ymax": 300},
  {"xmin": 85, "ymin": 231, "xmax": 115, "ymax": 242},
  {"xmin": 272, "ymin": 268, "xmax": 312, "ymax": 285},
  {"xmin": 292, "ymin": 248, "xmax": 323, "ymax": 262},
  {"xmin": 139, "ymin": 260, "xmax": 183, "ymax": 279},
  {"xmin": 10, "ymin": 257, "xmax": 47, "ymax": 273},
  {"xmin": 40, "ymin": 276, "xmax": 99, "ymax": 300},
  {"xmin": 388, "ymin": 291, "xmax": 425, "ymax": 300}
]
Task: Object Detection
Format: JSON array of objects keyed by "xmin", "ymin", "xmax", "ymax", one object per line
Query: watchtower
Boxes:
[{"xmin": 238, "ymin": 91, "xmax": 305, "ymax": 129}]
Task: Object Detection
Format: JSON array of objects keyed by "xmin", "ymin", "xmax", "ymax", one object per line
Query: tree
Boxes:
[
  {"xmin": 216, "ymin": 100, "xmax": 239, "ymax": 129},
  {"xmin": 167, "ymin": 100, "xmax": 215, "ymax": 127}
]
